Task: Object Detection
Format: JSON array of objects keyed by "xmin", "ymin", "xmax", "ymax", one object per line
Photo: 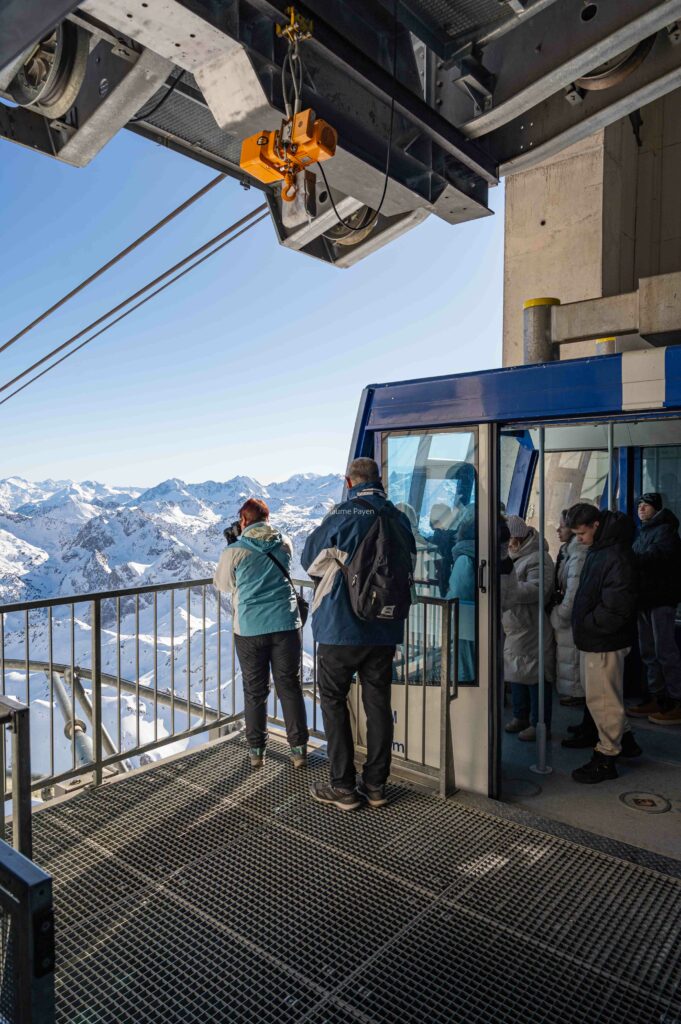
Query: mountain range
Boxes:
[{"xmin": 0, "ymin": 473, "xmax": 343, "ymax": 605}]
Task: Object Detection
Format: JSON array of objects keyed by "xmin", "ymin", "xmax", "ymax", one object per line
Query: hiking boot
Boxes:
[
  {"xmin": 505, "ymin": 717, "xmax": 530, "ymax": 734},
  {"xmin": 289, "ymin": 745, "xmax": 307, "ymax": 769},
  {"xmin": 309, "ymin": 782, "xmax": 361, "ymax": 811},
  {"xmin": 619, "ymin": 732, "xmax": 642, "ymax": 758},
  {"xmin": 572, "ymin": 752, "xmax": 618, "ymax": 785},
  {"xmin": 517, "ymin": 725, "xmax": 552, "ymax": 742},
  {"xmin": 561, "ymin": 733, "xmax": 596, "ymax": 749},
  {"xmin": 248, "ymin": 747, "xmax": 265, "ymax": 768},
  {"xmin": 559, "ymin": 696, "xmax": 585, "ymax": 707},
  {"xmin": 626, "ymin": 699, "xmax": 662, "ymax": 718},
  {"xmin": 357, "ymin": 780, "xmax": 388, "ymax": 808},
  {"xmin": 648, "ymin": 703, "xmax": 681, "ymax": 726}
]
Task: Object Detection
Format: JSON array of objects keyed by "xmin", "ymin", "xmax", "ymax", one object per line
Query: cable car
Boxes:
[{"xmin": 349, "ymin": 345, "xmax": 681, "ymax": 859}]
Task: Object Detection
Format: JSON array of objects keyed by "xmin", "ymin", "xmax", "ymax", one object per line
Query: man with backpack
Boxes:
[{"xmin": 301, "ymin": 458, "xmax": 416, "ymax": 810}]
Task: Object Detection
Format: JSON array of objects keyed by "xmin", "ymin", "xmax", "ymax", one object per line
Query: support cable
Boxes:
[
  {"xmin": 316, "ymin": 3, "xmax": 397, "ymax": 233},
  {"xmin": 0, "ymin": 213, "xmax": 269, "ymax": 407},
  {"xmin": 0, "ymin": 205, "xmax": 267, "ymax": 396},
  {"xmin": 130, "ymin": 69, "xmax": 185, "ymax": 123},
  {"xmin": 0, "ymin": 171, "xmax": 226, "ymax": 356}
]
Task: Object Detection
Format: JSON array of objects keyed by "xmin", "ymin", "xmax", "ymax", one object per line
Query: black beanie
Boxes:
[{"xmin": 638, "ymin": 492, "xmax": 662, "ymax": 512}]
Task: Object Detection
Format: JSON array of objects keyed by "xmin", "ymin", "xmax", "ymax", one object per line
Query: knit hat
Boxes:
[
  {"xmin": 638, "ymin": 492, "xmax": 662, "ymax": 512},
  {"xmin": 505, "ymin": 514, "xmax": 531, "ymax": 540}
]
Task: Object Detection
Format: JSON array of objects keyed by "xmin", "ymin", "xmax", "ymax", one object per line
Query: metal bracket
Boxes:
[
  {"xmin": 564, "ymin": 83, "xmax": 585, "ymax": 105},
  {"xmin": 453, "ymin": 52, "xmax": 495, "ymax": 116},
  {"xmin": 667, "ymin": 20, "xmax": 681, "ymax": 44}
]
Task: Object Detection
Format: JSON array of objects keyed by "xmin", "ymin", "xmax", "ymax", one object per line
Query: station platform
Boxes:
[{"xmin": 32, "ymin": 736, "xmax": 681, "ymax": 1024}]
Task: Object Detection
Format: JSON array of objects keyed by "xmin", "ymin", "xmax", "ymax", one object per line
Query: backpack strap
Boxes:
[{"xmin": 265, "ymin": 550, "xmax": 295, "ymax": 584}]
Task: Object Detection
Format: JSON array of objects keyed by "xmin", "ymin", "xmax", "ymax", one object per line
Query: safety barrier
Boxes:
[
  {"xmin": 0, "ymin": 697, "xmax": 54, "ymax": 1023},
  {"xmin": 0, "ymin": 580, "xmax": 458, "ymax": 798}
]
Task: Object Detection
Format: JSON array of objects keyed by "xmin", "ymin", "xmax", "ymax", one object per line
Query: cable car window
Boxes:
[
  {"xmin": 525, "ymin": 449, "xmax": 613, "ymax": 559},
  {"xmin": 642, "ymin": 446, "xmax": 681, "ymax": 523},
  {"xmin": 384, "ymin": 430, "xmax": 477, "ymax": 684}
]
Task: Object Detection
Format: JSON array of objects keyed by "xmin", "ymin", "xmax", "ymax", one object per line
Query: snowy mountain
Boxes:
[
  {"xmin": 0, "ymin": 472, "xmax": 342, "ymax": 605},
  {"xmin": 0, "ymin": 472, "xmax": 342, "ymax": 783}
]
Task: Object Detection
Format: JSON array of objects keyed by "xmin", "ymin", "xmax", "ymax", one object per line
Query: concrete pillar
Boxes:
[{"xmin": 503, "ymin": 86, "xmax": 681, "ymax": 365}]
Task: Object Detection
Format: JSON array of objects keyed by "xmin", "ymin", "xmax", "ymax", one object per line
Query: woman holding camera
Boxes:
[{"xmin": 214, "ymin": 498, "xmax": 309, "ymax": 768}]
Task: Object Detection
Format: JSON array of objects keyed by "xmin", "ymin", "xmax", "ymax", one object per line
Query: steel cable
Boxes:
[
  {"xmin": 0, "ymin": 172, "xmax": 227, "ymax": 356},
  {"xmin": 0, "ymin": 204, "xmax": 267, "ymax": 396},
  {"xmin": 0, "ymin": 212, "xmax": 269, "ymax": 407}
]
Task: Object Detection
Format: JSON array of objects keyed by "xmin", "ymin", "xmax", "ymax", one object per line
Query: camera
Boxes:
[{"xmin": 223, "ymin": 520, "xmax": 242, "ymax": 545}]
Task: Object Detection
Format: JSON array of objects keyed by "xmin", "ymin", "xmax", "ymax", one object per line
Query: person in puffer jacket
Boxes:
[
  {"xmin": 550, "ymin": 510, "xmax": 587, "ymax": 704},
  {"xmin": 566, "ymin": 503, "xmax": 637, "ymax": 784},
  {"xmin": 629, "ymin": 492, "xmax": 681, "ymax": 725},
  {"xmin": 502, "ymin": 516, "xmax": 556, "ymax": 742},
  {"xmin": 214, "ymin": 498, "xmax": 308, "ymax": 769}
]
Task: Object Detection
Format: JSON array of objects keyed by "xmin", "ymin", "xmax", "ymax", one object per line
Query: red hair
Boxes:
[{"xmin": 239, "ymin": 498, "xmax": 269, "ymax": 525}]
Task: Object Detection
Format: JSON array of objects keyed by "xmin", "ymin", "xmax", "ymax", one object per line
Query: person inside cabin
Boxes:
[
  {"xmin": 429, "ymin": 503, "xmax": 456, "ymax": 596},
  {"xmin": 395, "ymin": 502, "xmax": 437, "ymax": 590},
  {"xmin": 550, "ymin": 510, "xmax": 587, "ymax": 709},
  {"xmin": 446, "ymin": 505, "xmax": 476, "ymax": 683},
  {"xmin": 502, "ymin": 515, "xmax": 556, "ymax": 742},
  {"xmin": 628, "ymin": 492, "xmax": 681, "ymax": 726},
  {"xmin": 566, "ymin": 503, "xmax": 639, "ymax": 783}
]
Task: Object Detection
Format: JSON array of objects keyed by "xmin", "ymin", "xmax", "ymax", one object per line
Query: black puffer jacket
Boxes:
[
  {"xmin": 572, "ymin": 511, "xmax": 637, "ymax": 652},
  {"xmin": 632, "ymin": 508, "xmax": 681, "ymax": 609}
]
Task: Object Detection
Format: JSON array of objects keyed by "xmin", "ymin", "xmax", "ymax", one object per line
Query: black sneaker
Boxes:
[
  {"xmin": 572, "ymin": 752, "xmax": 618, "ymax": 785},
  {"xmin": 619, "ymin": 732, "xmax": 642, "ymax": 758},
  {"xmin": 561, "ymin": 733, "xmax": 596, "ymax": 749},
  {"xmin": 357, "ymin": 780, "xmax": 388, "ymax": 808},
  {"xmin": 309, "ymin": 782, "xmax": 361, "ymax": 811}
]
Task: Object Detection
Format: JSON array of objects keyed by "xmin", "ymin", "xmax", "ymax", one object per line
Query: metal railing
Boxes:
[
  {"xmin": 0, "ymin": 697, "xmax": 54, "ymax": 1024},
  {"xmin": 0, "ymin": 578, "xmax": 458, "ymax": 801}
]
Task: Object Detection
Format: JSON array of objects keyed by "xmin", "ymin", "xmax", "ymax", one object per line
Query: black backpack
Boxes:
[{"xmin": 339, "ymin": 498, "xmax": 414, "ymax": 622}]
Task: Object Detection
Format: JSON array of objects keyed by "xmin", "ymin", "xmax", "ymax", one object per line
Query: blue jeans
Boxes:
[
  {"xmin": 638, "ymin": 607, "xmax": 681, "ymax": 702},
  {"xmin": 511, "ymin": 681, "xmax": 553, "ymax": 728}
]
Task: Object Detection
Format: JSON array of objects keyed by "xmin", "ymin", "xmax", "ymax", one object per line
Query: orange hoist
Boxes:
[{"xmin": 239, "ymin": 7, "xmax": 338, "ymax": 201}]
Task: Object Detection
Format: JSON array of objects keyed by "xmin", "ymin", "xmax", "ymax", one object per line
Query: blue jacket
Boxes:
[
  {"xmin": 213, "ymin": 522, "xmax": 300, "ymax": 637},
  {"xmin": 301, "ymin": 482, "xmax": 416, "ymax": 646}
]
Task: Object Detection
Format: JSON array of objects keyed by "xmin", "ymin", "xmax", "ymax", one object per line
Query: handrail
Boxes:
[{"xmin": 0, "ymin": 575, "xmax": 313, "ymax": 613}]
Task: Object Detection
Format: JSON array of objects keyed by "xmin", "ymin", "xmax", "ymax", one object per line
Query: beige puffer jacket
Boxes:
[{"xmin": 502, "ymin": 527, "xmax": 556, "ymax": 685}]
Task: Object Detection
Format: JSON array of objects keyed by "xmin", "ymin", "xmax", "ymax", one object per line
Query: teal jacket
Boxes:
[{"xmin": 213, "ymin": 522, "xmax": 301, "ymax": 637}]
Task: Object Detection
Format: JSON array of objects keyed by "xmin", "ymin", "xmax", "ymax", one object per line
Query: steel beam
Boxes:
[
  {"xmin": 248, "ymin": 0, "xmax": 497, "ymax": 184},
  {"xmin": 464, "ymin": 0, "xmax": 681, "ymax": 137},
  {"xmin": 495, "ymin": 29, "xmax": 681, "ymax": 173},
  {"xmin": 0, "ymin": 0, "xmax": 81, "ymax": 72}
]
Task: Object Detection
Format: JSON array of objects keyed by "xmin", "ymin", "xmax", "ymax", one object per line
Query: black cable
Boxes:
[
  {"xmin": 0, "ymin": 205, "xmax": 267, "ymax": 395},
  {"xmin": 0, "ymin": 214, "xmax": 269, "ymax": 408},
  {"xmin": 130, "ymin": 69, "xmax": 185, "ymax": 124},
  {"xmin": 0, "ymin": 171, "xmax": 226, "ymax": 356},
  {"xmin": 318, "ymin": 3, "xmax": 398, "ymax": 234}
]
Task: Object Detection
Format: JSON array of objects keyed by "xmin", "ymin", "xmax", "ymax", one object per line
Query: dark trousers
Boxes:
[
  {"xmin": 638, "ymin": 607, "xmax": 681, "ymax": 702},
  {"xmin": 317, "ymin": 643, "xmax": 396, "ymax": 791},
  {"xmin": 235, "ymin": 630, "xmax": 309, "ymax": 750},
  {"xmin": 511, "ymin": 680, "xmax": 553, "ymax": 728}
]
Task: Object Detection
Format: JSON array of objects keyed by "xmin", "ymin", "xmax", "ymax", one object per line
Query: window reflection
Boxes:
[{"xmin": 386, "ymin": 431, "xmax": 477, "ymax": 685}]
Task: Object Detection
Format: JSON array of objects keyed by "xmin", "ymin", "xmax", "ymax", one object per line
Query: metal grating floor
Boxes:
[{"xmin": 30, "ymin": 737, "xmax": 681, "ymax": 1024}]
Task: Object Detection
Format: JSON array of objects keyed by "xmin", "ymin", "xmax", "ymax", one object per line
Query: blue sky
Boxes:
[{"xmin": 1, "ymin": 129, "xmax": 504, "ymax": 485}]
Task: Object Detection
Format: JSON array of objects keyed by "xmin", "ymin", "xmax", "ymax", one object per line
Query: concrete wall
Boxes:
[{"xmin": 502, "ymin": 87, "xmax": 681, "ymax": 365}]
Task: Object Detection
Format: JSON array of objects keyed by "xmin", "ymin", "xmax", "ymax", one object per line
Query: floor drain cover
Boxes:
[{"xmin": 619, "ymin": 791, "xmax": 671, "ymax": 814}]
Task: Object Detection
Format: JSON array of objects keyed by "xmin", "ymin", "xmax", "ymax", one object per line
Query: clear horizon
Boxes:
[{"xmin": 2, "ymin": 130, "xmax": 503, "ymax": 483}]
